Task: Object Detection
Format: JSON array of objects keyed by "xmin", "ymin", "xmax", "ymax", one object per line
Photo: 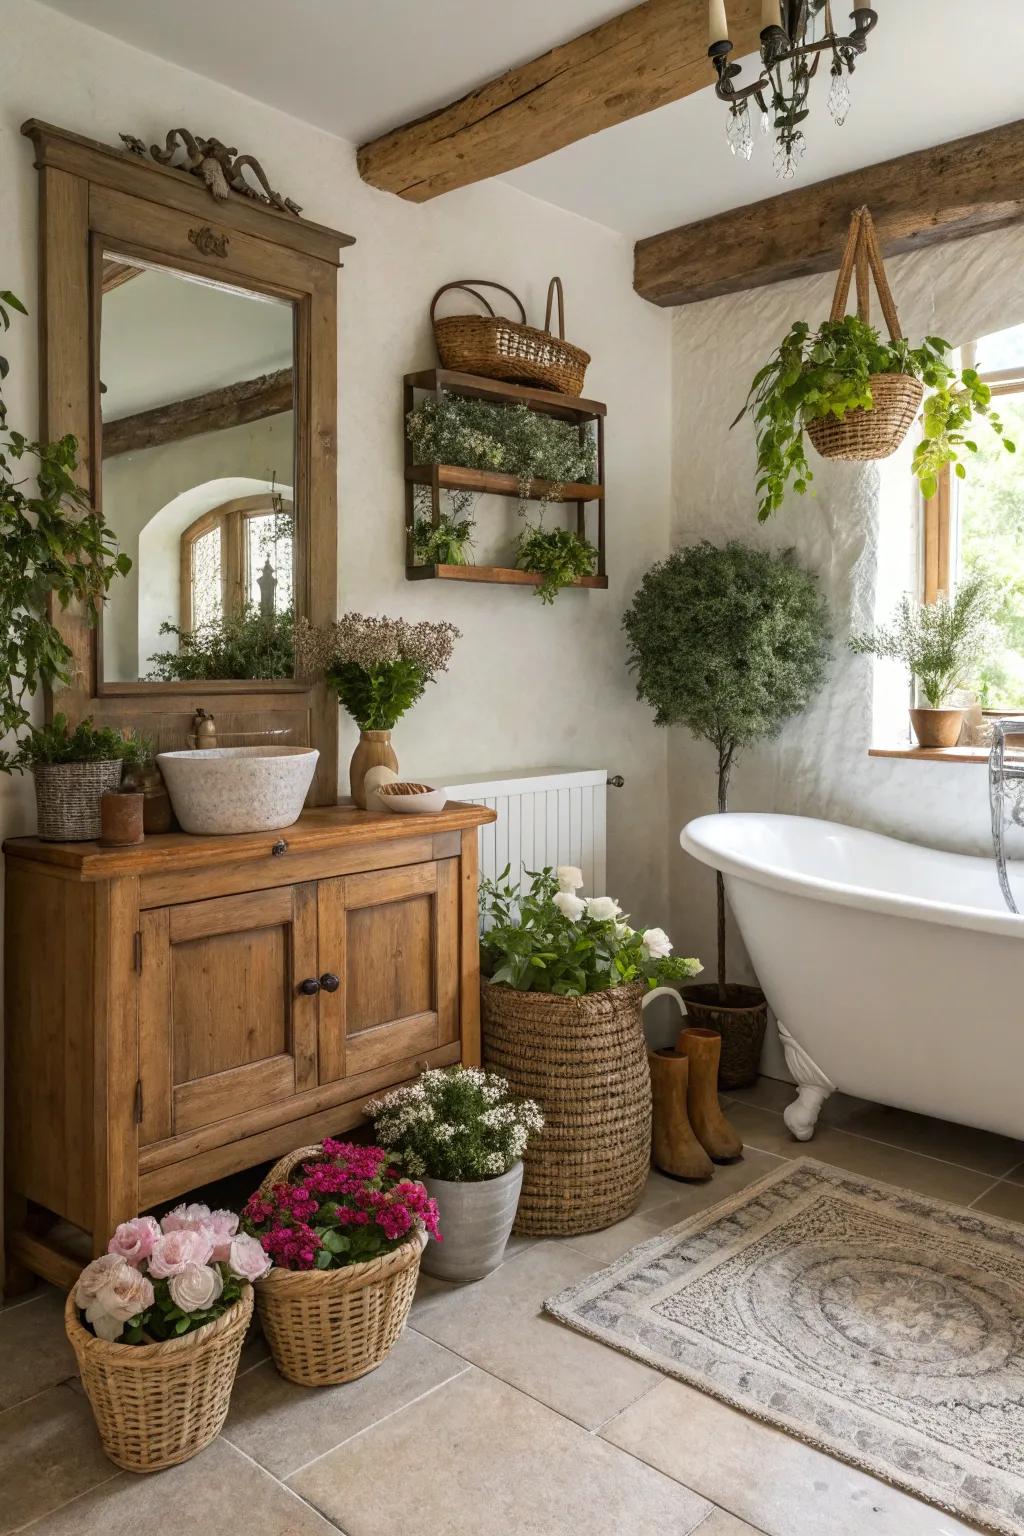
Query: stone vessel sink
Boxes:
[{"xmin": 157, "ymin": 746, "xmax": 319, "ymax": 835}]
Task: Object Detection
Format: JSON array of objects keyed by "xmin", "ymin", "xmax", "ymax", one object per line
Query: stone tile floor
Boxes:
[{"xmin": 4, "ymin": 1075, "xmax": 1024, "ymax": 1535}]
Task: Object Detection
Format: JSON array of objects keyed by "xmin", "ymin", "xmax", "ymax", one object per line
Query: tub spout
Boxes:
[{"xmin": 989, "ymin": 719, "xmax": 1024, "ymax": 915}]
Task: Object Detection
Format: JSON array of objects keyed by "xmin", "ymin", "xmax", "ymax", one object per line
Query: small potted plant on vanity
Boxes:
[
  {"xmin": 849, "ymin": 574, "xmax": 993, "ymax": 749},
  {"xmin": 12, "ymin": 714, "xmax": 137, "ymax": 841},
  {"xmin": 66, "ymin": 1202, "xmax": 268, "ymax": 1471},
  {"xmin": 623, "ymin": 541, "xmax": 830, "ymax": 1088},
  {"xmin": 241, "ymin": 1138, "xmax": 440, "ymax": 1386},
  {"xmin": 479, "ymin": 865, "xmax": 703, "ymax": 1236},
  {"xmin": 295, "ymin": 612, "xmax": 460, "ymax": 807},
  {"xmin": 366, "ymin": 1066, "xmax": 543, "ymax": 1282}
]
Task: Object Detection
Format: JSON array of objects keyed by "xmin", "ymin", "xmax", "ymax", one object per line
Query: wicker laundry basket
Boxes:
[
  {"xmin": 482, "ymin": 979, "xmax": 651, "ymax": 1236},
  {"xmin": 253, "ymin": 1144, "xmax": 426, "ymax": 1387},
  {"xmin": 34, "ymin": 759, "xmax": 123, "ymax": 841},
  {"xmin": 65, "ymin": 1284, "xmax": 252, "ymax": 1472},
  {"xmin": 431, "ymin": 277, "xmax": 589, "ymax": 395}
]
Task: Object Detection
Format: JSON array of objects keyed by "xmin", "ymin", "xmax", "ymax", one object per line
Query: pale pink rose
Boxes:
[
  {"xmin": 160, "ymin": 1201, "xmax": 212, "ymax": 1234},
  {"xmin": 107, "ymin": 1215, "xmax": 161, "ymax": 1266},
  {"xmin": 168, "ymin": 1262, "xmax": 223, "ymax": 1313},
  {"xmin": 75, "ymin": 1253, "xmax": 124, "ymax": 1309},
  {"xmin": 148, "ymin": 1226, "xmax": 214, "ymax": 1278},
  {"xmin": 89, "ymin": 1258, "xmax": 154, "ymax": 1331},
  {"xmin": 227, "ymin": 1233, "xmax": 272, "ymax": 1282},
  {"xmin": 202, "ymin": 1209, "xmax": 240, "ymax": 1261},
  {"xmin": 84, "ymin": 1304, "xmax": 127, "ymax": 1342}
]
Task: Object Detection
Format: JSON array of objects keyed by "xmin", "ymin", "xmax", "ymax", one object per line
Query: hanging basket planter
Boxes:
[{"xmin": 806, "ymin": 206, "xmax": 922, "ymax": 464}]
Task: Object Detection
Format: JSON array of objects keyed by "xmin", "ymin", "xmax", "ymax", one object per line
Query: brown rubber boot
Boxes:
[{"xmin": 679, "ymin": 1028, "xmax": 744, "ymax": 1163}]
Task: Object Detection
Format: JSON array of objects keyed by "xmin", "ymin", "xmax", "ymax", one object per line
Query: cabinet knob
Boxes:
[
  {"xmin": 319, "ymin": 972, "xmax": 340, "ymax": 993},
  {"xmin": 272, "ymin": 839, "xmax": 288, "ymax": 857},
  {"xmin": 299, "ymin": 977, "xmax": 321, "ymax": 996}
]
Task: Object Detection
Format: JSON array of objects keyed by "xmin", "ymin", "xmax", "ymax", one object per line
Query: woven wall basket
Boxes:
[
  {"xmin": 253, "ymin": 1145, "xmax": 426, "ymax": 1387},
  {"xmin": 34, "ymin": 758, "xmax": 123, "ymax": 841},
  {"xmin": 805, "ymin": 206, "xmax": 923, "ymax": 463},
  {"xmin": 431, "ymin": 277, "xmax": 590, "ymax": 396},
  {"xmin": 482, "ymin": 980, "xmax": 651, "ymax": 1237},
  {"xmin": 64, "ymin": 1285, "xmax": 252, "ymax": 1472}
]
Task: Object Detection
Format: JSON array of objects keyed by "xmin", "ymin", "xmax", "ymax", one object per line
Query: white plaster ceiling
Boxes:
[{"xmin": 39, "ymin": 0, "xmax": 1024, "ymax": 240}]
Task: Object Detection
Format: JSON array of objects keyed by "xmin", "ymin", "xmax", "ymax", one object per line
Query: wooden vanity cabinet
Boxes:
[{"xmin": 3, "ymin": 802, "xmax": 493, "ymax": 1291}]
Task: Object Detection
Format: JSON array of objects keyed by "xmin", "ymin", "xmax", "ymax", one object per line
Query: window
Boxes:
[
  {"xmin": 180, "ymin": 493, "xmax": 294, "ymax": 632},
  {"xmin": 922, "ymin": 325, "xmax": 1024, "ymax": 709}
]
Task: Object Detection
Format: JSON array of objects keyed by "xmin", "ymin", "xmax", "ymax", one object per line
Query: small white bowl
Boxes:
[
  {"xmin": 375, "ymin": 782, "xmax": 448, "ymax": 816},
  {"xmin": 157, "ymin": 746, "xmax": 318, "ymax": 835}
]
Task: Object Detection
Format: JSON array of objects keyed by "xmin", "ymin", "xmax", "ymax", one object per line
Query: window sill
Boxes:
[{"xmin": 868, "ymin": 745, "xmax": 1022, "ymax": 765}]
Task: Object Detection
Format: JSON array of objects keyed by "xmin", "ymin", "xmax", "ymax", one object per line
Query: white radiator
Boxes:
[{"xmin": 442, "ymin": 768, "xmax": 609, "ymax": 896}]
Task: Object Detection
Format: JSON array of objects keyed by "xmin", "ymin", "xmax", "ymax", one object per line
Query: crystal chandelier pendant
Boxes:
[
  {"xmin": 773, "ymin": 131, "xmax": 806, "ymax": 180},
  {"xmin": 827, "ymin": 69, "xmax": 851, "ymax": 127},
  {"xmin": 725, "ymin": 101, "xmax": 754, "ymax": 160},
  {"xmin": 760, "ymin": 108, "xmax": 770, "ymax": 136}
]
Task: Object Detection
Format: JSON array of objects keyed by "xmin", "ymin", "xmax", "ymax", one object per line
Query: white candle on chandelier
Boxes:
[
  {"xmin": 760, "ymin": 0, "xmax": 780, "ymax": 27},
  {"xmin": 708, "ymin": 0, "xmax": 729, "ymax": 46}
]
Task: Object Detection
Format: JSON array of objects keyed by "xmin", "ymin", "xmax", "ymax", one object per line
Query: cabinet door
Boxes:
[
  {"xmin": 138, "ymin": 884, "xmax": 319, "ymax": 1145},
  {"xmin": 317, "ymin": 860, "xmax": 459, "ymax": 1083}
]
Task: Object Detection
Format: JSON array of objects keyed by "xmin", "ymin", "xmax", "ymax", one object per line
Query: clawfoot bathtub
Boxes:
[{"xmin": 680, "ymin": 813, "xmax": 1024, "ymax": 1142}]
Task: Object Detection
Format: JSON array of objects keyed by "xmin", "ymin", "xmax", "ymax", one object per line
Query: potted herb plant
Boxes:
[
  {"xmin": 295, "ymin": 612, "xmax": 460, "ymax": 806},
  {"xmin": 479, "ymin": 864, "xmax": 701, "ymax": 1235},
  {"xmin": 146, "ymin": 605, "xmax": 294, "ymax": 681},
  {"xmin": 623, "ymin": 542, "xmax": 830, "ymax": 1087},
  {"xmin": 366, "ymin": 1066, "xmax": 543, "ymax": 1282},
  {"xmin": 515, "ymin": 521, "xmax": 598, "ymax": 604},
  {"xmin": 13, "ymin": 714, "xmax": 136, "ymax": 841},
  {"xmin": 850, "ymin": 575, "xmax": 993, "ymax": 748},
  {"xmin": 66, "ymin": 1201, "xmax": 267, "ymax": 1471},
  {"xmin": 241, "ymin": 1138, "xmax": 440, "ymax": 1386}
]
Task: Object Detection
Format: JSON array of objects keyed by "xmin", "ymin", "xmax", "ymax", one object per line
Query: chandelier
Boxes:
[{"xmin": 707, "ymin": 1, "xmax": 878, "ymax": 179}]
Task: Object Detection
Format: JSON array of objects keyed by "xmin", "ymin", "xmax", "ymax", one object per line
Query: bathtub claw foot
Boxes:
[{"xmin": 777, "ymin": 1021, "xmax": 834, "ymax": 1143}]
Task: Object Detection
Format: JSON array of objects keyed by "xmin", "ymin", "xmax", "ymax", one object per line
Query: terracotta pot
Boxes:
[
  {"xmin": 909, "ymin": 707, "xmax": 964, "ymax": 750},
  {"xmin": 349, "ymin": 730, "xmax": 398, "ymax": 809},
  {"xmin": 680, "ymin": 983, "xmax": 768, "ymax": 1091}
]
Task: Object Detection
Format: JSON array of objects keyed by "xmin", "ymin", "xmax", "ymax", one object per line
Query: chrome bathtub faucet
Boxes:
[{"xmin": 989, "ymin": 719, "xmax": 1024, "ymax": 915}]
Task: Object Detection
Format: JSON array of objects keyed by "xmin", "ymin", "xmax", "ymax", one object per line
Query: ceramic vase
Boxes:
[
  {"xmin": 420, "ymin": 1161, "xmax": 524, "ymax": 1282},
  {"xmin": 350, "ymin": 730, "xmax": 399, "ymax": 809}
]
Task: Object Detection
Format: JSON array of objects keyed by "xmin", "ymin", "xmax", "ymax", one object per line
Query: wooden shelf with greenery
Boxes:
[{"xmin": 403, "ymin": 369, "xmax": 607, "ymax": 594}]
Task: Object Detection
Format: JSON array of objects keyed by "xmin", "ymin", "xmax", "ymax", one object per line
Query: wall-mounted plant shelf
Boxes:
[{"xmin": 404, "ymin": 369, "xmax": 606, "ymax": 592}]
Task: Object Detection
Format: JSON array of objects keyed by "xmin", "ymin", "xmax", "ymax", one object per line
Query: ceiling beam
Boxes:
[
  {"xmin": 357, "ymin": 0, "xmax": 763, "ymax": 202},
  {"xmin": 103, "ymin": 369, "xmax": 292, "ymax": 458},
  {"xmin": 634, "ymin": 118, "xmax": 1024, "ymax": 307}
]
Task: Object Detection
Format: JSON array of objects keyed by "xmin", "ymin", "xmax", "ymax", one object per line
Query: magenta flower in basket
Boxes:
[
  {"xmin": 240, "ymin": 1138, "xmax": 441, "ymax": 1388},
  {"xmin": 66, "ymin": 1201, "xmax": 266, "ymax": 1473}
]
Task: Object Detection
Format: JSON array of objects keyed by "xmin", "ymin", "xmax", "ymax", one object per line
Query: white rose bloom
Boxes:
[
  {"xmin": 613, "ymin": 921, "xmax": 634, "ymax": 941},
  {"xmin": 556, "ymin": 865, "xmax": 584, "ymax": 893},
  {"xmin": 641, "ymin": 926, "xmax": 673, "ymax": 960},
  {"xmin": 168, "ymin": 1262, "xmax": 224, "ymax": 1313},
  {"xmin": 585, "ymin": 896, "xmax": 622, "ymax": 922},
  {"xmin": 553, "ymin": 890, "xmax": 586, "ymax": 920}
]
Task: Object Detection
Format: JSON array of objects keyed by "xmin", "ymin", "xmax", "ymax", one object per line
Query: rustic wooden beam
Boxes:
[
  {"xmin": 102, "ymin": 258, "xmax": 142, "ymax": 294},
  {"xmin": 102, "ymin": 368, "xmax": 292, "ymax": 458},
  {"xmin": 357, "ymin": 0, "xmax": 762, "ymax": 202},
  {"xmin": 635, "ymin": 119, "xmax": 1024, "ymax": 307}
]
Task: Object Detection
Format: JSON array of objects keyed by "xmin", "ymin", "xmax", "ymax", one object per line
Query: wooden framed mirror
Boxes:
[{"xmin": 22, "ymin": 121, "xmax": 354, "ymax": 805}]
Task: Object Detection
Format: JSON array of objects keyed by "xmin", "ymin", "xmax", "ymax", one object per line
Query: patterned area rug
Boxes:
[{"xmin": 545, "ymin": 1159, "xmax": 1024, "ymax": 1535}]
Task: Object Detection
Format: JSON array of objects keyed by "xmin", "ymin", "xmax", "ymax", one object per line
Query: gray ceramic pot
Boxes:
[{"xmin": 420, "ymin": 1161, "xmax": 524, "ymax": 1283}]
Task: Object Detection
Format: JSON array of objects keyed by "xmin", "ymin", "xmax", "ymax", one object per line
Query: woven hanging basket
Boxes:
[
  {"xmin": 65, "ymin": 1285, "xmax": 253, "ymax": 1472},
  {"xmin": 805, "ymin": 206, "xmax": 924, "ymax": 463},
  {"xmin": 482, "ymin": 980, "xmax": 651, "ymax": 1237},
  {"xmin": 34, "ymin": 759, "xmax": 123, "ymax": 841},
  {"xmin": 431, "ymin": 277, "xmax": 590, "ymax": 396},
  {"xmin": 253, "ymin": 1145, "xmax": 426, "ymax": 1388}
]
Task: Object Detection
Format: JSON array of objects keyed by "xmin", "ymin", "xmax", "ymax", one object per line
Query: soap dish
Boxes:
[{"xmin": 375, "ymin": 781, "xmax": 448, "ymax": 815}]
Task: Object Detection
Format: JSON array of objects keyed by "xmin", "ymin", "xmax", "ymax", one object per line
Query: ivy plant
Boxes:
[
  {"xmin": 734, "ymin": 315, "xmax": 1016, "ymax": 520},
  {"xmin": 514, "ymin": 523, "xmax": 597, "ymax": 604},
  {"xmin": 0, "ymin": 291, "xmax": 132, "ymax": 772}
]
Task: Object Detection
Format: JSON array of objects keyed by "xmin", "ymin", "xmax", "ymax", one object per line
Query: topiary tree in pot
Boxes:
[{"xmin": 623, "ymin": 540, "xmax": 831, "ymax": 1087}]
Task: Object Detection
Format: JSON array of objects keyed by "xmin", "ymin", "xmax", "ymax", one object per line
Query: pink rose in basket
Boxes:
[
  {"xmin": 160, "ymin": 1201, "xmax": 213, "ymax": 1234},
  {"xmin": 203, "ymin": 1209, "xmax": 240, "ymax": 1262},
  {"xmin": 149, "ymin": 1226, "xmax": 215, "ymax": 1278},
  {"xmin": 75, "ymin": 1252, "xmax": 126, "ymax": 1307},
  {"xmin": 227, "ymin": 1232, "xmax": 272, "ymax": 1282},
  {"xmin": 78, "ymin": 1256, "xmax": 154, "ymax": 1341},
  {"xmin": 107, "ymin": 1215, "xmax": 161, "ymax": 1266},
  {"xmin": 168, "ymin": 1262, "xmax": 223, "ymax": 1313}
]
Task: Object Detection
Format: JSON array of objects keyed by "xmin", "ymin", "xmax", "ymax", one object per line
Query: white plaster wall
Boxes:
[
  {"xmin": 0, "ymin": 0, "xmax": 673, "ymax": 933},
  {"xmin": 668, "ymin": 223, "xmax": 1024, "ymax": 1056}
]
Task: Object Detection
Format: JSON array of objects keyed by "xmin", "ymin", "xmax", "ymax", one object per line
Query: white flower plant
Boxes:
[
  {"xmin": 479, "ymin": 865, "xmax": 701, "ymax": 997},
  {"xmin": 366, "ymin": 1067, "xmax": 543, "ymax": 1182}
]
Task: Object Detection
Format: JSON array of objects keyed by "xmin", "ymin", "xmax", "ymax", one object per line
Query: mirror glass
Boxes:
[{"xmin": 99, "ymin": 256, "xmax": 296, "ymax": 683}]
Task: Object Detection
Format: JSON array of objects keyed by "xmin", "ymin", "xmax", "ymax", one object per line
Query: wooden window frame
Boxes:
[{"xmin": 180, "ymin": 493, "xmax": 293, "ymax": 633}]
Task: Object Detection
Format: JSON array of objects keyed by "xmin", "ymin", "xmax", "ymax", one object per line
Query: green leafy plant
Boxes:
[
  {"xmin": 366, "ymin": 1066, "xmax": 544, "ymax": 1182},
  {"xmin": 479, "ymin": 864, "xmax": 701, "ymax": 998},
  {"xmin": 11, "ymin": 713, "xmax": 135, "ymax": 771},
  {"xmin": 408, "ymin": 498, "xmax": 476, "ymax": 566},
  {"xmin": 735, "ymin": 316, "xmax": 1016, "ymax": 520},
  {"xmin": 624, "ymin": 542, "xmax": 830, "ymax": 1000},
  {"xmin": 0, "ymin": 291, "xmax": 132, "ymax": 772},
  {"xmin": 514, "ymin": 522, "xmax": 597, "ymax": 604},
  {"xmin": 295, "ymin": 612, "xmax": 460, "ymax": 731},
  {"xmin": 406, "ymin": 394, "xmax": 597, "ymax": 512},
  {"xmin": 849, "ymin": 573, "xmax": 994, "ymax": 707},
  {"xmin": 146, "ymin": 606, "xmax": 294, "ymax": 681}
]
